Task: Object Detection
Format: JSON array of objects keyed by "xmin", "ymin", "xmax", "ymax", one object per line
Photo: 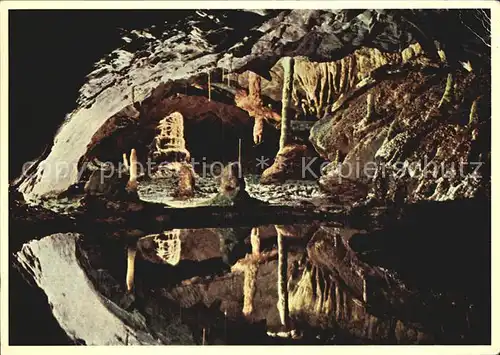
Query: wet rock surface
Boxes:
[
  {"xmin": 15, "ymin": 9, "xmax": 490, "ymax": 202},
  {"xmin": 8, "ymin": 9, "xmax": 491, "ymax": 346},
  {"xmin": 10, "ymin": 200, "xmax": 489, "ymax": 345}
]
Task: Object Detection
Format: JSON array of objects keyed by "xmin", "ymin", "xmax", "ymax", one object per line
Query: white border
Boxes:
[{"xmin": 1, "ymin": 1, "xmax": 498, "ymax": 354}]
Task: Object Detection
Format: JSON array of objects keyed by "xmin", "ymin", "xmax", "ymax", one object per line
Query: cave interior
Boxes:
[{"xmin": 8, "ymin": 9, "xmax": 492, "ymax": 346}]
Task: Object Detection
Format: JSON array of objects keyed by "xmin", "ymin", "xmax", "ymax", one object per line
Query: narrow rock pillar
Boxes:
[{"xmin": 279, "ymin": 57, "xmax": 294, "ymax": 151}]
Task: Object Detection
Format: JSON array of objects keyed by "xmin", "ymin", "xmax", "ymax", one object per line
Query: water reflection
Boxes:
[{"xmin": 13, "ymin": 219, "xmax": 488, "ymax": 345}]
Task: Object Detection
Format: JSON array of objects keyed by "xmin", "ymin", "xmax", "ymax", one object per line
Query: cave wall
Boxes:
[
  {"xmin": 12, "ymin": 9, "xmax": 490, "ymax": 202},
  {"xmin": 310, "ymin": 61, "xmax": 490, "ymax": 202}
]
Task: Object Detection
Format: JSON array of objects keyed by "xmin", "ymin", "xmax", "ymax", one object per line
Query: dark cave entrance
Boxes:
[
  {"xmin": 144, "ymin": 93, "xmax": 282, "ymax": 176},
  {"xmin": 183, "ymin": 113, "xmax": 281, "ymax": 176}
]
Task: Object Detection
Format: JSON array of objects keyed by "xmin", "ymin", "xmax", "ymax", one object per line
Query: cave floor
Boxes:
[
  {"xmin": 35, "ymin": 174, "xmax": 337, "ymax": 215},
  {"xmin": 138, "ymin": 174, "xmax": 331, "ymax": 207}
]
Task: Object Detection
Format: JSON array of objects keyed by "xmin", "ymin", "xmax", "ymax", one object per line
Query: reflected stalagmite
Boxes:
[
  {"xmin": 154, "ymin": 230, "xmax": 182, "ymax": 266},
  {"xmin": 276, "ymin": 226, "xmax": 290, "ymax": 328},
  {"xmin": 126, "ymin": 245, "xmax": 137, "ymax": 292}
]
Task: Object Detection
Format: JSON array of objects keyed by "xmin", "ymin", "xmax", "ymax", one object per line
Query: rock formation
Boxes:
[
  {"xmin": 14, "ymin": 9, "xmax": 491, "ymax": 202},
  {"xmin": 8, "ymin": 9, "xmax": 491, "ymax": 346}
]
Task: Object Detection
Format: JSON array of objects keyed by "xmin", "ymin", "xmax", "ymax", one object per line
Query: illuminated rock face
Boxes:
[
  {"xmin": 151, "ymin": 112, "xmax": 191, "ymax": 164},
  {"xmin": 234, "ymin": 72, "xmax": 280, "ymax": 144},
  {"xmin": 149, "ymin": 112, "xmax": 196, "ymax": 198},
  {"xmin": 153, "ymin": 230, "xmax": 182, "ymax": 266},
  {"xmin": 137, "ymin": 230, "xmax": 182, "ymax": 266}
]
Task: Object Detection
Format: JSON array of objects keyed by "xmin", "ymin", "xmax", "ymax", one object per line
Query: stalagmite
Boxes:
[
  {"xmin": 439, "ymin": 73, "xmax": 454, "ymax": 108},
  {"xmin": 366, "ymin": 93, "xmax": 375, "ymax": 121},
  {"xmin": 335, "ymin": 282, "xmax": 341, "ymax": 320},
  {"xmin": 126, "ymin": 148, "xmax": 138, "ymax": 192},
  {"xmin": 126, "ymin": 245, "xmax": 137, "ymax": 292},
  {"xmin": 153, "ymin": 112, "xmax": 190, "ymax": 161},
  {"xmin": 362, "ymin": 275, "xmax": 368, "ymax": 303},
  {"xmin": 277, "ymin": 229, "xmax": 290, "ymax": 328},
  {"xmin": 249, "ymin": 71, "xmax": 264, "ymax": 144},
  {"xmin": 153, "ymin": 230, "xmax": 182, "ymax": 266},
  {"xmin": 122, "ymin": 153, "xmax": 129, "ymax": 171},
  {"xmin": 437, "ymin": 49, "xmax": 447, "ymax": 63},
  {"xmin": 250, "ymin": 227, "xmax": 260, "ymax": 257},
  {"xmin": 279, "ymin": 57, "xmax": 294, "ymax": 152}
]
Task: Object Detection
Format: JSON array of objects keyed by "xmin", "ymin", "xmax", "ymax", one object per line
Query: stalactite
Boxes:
[
  {"xmin": 122, "ymin": 153, "xmax": 129, "ymax": 171},
  {"xmin": 126, "ymin": 245, "xmax": 137, "ymax": 292},
  {"xmin": 461, "ymin": 60, "xmax": 473, "ymax": 72},
  {"xmin": 314, "ymin": 267, "xmax": 324, "ymax": 314},
  {"xmin": 324, "ymin": 278, "xmax": 333, "ymax": 314},
  {"xmin": 242, "ymin": 263, "xmax": 258, "ymax": 317},
  {"xmin": 248, "ymin": 72, "xmax": 264, "ymax": 144},
  {"xmin": 348, "ymin": 55, "xmax": 358, "ymax": 89},
  {"xmin": 339, "ymin": 57, "xmax": 347, "ymax": 95},
  {"xmin": 366, "ymin": 93, "xmax": 375, "ymax": 121},
  {"xmin": 234, "ymin": 71, "xmax": 278, "ymax": 144},
  {"xmin": 437, "ymin": 49, "xmax": 447, "ymax": 63},
  {"xmin": 319, "ymin": 63, "xmax": 327, "ymax": 114},
  {"xmin": 343, "ymin": 290, "xmax": 348, "ymax": 321},
  {"xmin": 335, "ymin": 282, "xmax": 341, "ymax": 321},
  {"xmin": 469, "ymin": 98, "xmax": 479, "ymax": 125},
  {"xmin": 277, "ymin": 229, "xmax": 290, "ymax": 328},
  {"xmin": 439, "ymin": 73, "xmax": 454, "ymax": 108},
  {"xmin": 279, "ymin": 57, "xmax": 294, "ymax": 151}
]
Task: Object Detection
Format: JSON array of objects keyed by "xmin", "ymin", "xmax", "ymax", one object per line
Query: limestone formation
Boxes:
[
  {"xmin": 276, "ymin": 227, "xmax": 290, "ymax": 329},
  {"xmin": 126, "ymin": 245, "xmax": 137, "ymax": 292},
  {"xmin": 148, "ymin": 111, "xmax": 195, "ymax": 198},
  {"xmin": 279, "ymin": 57, "xmax": 294, "ymax": 151},
  {"xmin": 260, "ymin": 144, "xmax": 307, "ymax": 184},
  {"xmin": 153, "ymin": 230, "xmax": 182, "ymax": 266},
  {"xmin": 125, "ymin": 148, "xmax": 139, "ymax": 193},
  {"xmin": 234, "ymin": 72, "xmax": 280, "ymax": 144},
  {"xmin": 151, "ymin": 112, "xmax": 191, "ymax": 163}
]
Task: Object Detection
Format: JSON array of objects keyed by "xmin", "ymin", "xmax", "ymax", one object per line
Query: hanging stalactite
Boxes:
[{"xmin": 126, "ymin": 245, "xmax": 137, "ymax": 292}]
